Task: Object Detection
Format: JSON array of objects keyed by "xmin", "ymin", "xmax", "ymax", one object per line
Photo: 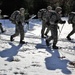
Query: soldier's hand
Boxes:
[
  {"xmin": 46, "ymin": 21, "xmax": 50, "ymax": 25},
  {"xmin": 55, "ymin": 20, "xmax": 58, "ymax": 23}
]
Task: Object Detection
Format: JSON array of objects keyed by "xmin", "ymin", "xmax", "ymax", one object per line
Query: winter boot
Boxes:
[
  {"xmin": 41, "ymin": 34, "xmax": 46, "ymax": 38},
  {"xmin": 2, "ymin": 30, "xmax": 6, "ymax": 33},
  {"xmin": 52, "ymin": 44, "xmax": 58, "ymax": 49},
  {"xmin": 20, "ymin": 40, "xmax": 25, "ymax": 44},
  {"xmin": 46, "ymin": 40, "xmax": 49, "ymax": 46},
  {"xmin": 10, "ymin": 36, "xmax": 14, "ymax": 41},
  {"xmin": 67, "ymin": 36, "xmax": 71, "ymax": 40}
]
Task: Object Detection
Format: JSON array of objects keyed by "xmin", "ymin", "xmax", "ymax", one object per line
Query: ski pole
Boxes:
[{"xmin": 58, "ymin": 24, "xmax": 65, "ymax": 37}]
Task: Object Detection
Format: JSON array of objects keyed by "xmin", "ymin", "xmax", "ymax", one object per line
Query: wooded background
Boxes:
[{"xmin": 0, "ymin": 0, "xmax": 75, "ymax": 17}]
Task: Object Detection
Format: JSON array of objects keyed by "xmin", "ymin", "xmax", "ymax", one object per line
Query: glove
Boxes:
[
  {"xmin": 46, "ymin": 21, "xmax": 50, "ymax": 25},
  {"xmin": 55, "ymin": 20, "xmax": 59, "ymax": 23},
  {"xmin": 62, "ymin": 21, "xmax": 66, "ymax": 24},
  {"xmin": 18, "ymin": 21, "xmax": 21, "ymax": 24}
]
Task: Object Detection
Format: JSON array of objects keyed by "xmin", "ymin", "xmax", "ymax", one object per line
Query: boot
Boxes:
[
  {"xmin": 52, "ymin": 44, "xmax": 58, "ymax": 49},
  {"xmin": 41, "ymin": 35, "xmax": 45, "ymax": 38},
  {"xmin": 20, "ymin": 40, "xmax": 25, "ymax": 44},
  {"xmin": 10, "ymin": 36, "xmax": 14, "ymax": 41},
  {"xmin": 41, "ymin": 34, "xmax": 46, "ymax": 38},
  {"xmin": 46, "ymin": 40, "xmax": 49, "ymax": 46},
  {"xmin": 67, "ymin": 36, "xmax": 71, "ymax": 40},
  {"xmin": 2, "ymin": 30, "xmax": 6, "ymax": 33}
]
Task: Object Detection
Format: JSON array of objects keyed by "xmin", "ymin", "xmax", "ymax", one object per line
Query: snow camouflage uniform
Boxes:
[
  {"xmin": 0, "ymin": 9, "xmax": 5, "ymax": 33},
  {"xmin": 46, "ymin": 7, "xmax": 66, "ymax": 49},
  {"xmin": 10, "ymin": 8, "xmax": 26, "ymax": 44},
  {"xmin": 67, "ymin": 12, "xmax": 75, "ymax": 40}
]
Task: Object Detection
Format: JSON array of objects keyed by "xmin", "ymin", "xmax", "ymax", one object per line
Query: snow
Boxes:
[{"xmin": 0, "ymin": 18, "xmax": 75, "ymax": 75}]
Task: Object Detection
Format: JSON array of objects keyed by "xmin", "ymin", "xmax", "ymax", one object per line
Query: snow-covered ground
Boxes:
[{"xmin": 0, "ymin": 18, "xmax": 75, "ymax": 75}]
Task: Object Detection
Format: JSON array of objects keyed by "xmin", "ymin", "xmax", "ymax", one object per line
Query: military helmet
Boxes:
[
  {"xmin": 39, "ymin": 9, "xmax": 46, "ymax": 12},
  {"xmin": 19, "ymin": 8, "xmax": 25, "ymax": 11},
  {"xmin": 47, "ymin": 6, "xmax": 52, "ymax": 10},
  {"xmin": 55, "ymin": 7, "xmax": 62, "ymax": 12}
]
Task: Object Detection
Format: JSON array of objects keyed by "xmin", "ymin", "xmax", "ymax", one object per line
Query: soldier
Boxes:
[
  {"xmin": 0, "ymin": 9, "xmax": 6, "ymax": 33},
  {"xmin": 44, "ymin": 6, "xmax": 53, "ymax": 37},
  {"xmin": 46, "ymin": 7, "xmax": 66, "ymax": 49},
  {"xmin": 10, "ymin": 8, "xmax": 26, "ymax": 44},
  {"xmin": 37, "ymin": 8, "xmax": 46, "ymax": 38},
  {"xmin": 67, "ymin": 12, "xmax": 75, "ymax": 40},
  {"xmin": 41, "ymin": 6, "xmax": 52, "ymax": 38}
]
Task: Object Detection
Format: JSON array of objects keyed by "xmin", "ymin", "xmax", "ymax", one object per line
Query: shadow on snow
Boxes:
[
  {"xmin": 35, "ymin": 38, "xmax": 72, "ymax": 74},
  {"xmin": 0, "ymin": 42, "xmax": 23, "ymax": 61}
]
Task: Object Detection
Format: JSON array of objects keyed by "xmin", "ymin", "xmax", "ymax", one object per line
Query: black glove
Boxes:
[
  {"xmin": 55, "ymin": 20, "xmax": 59, "ymax": 23},
  {"xmin": 62, "ymin": 21, "xmax": 66, "ymax": 24},
  {"xmin": 46, "ymin": 21, "xmax": 50, "ymax": 25},
  {"xmin": 18, "ymin": 21, "xmax": 21, "ymax": 24}
]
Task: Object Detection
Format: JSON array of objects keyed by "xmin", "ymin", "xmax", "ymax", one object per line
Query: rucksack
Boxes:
[
  {"xmin": 37, "ymin": 9, "xmax": 46, "ymax": 20},
  {"xmin": 10, "ymin": 10, "xmax": 20, "ymax": 24},
  {"xmin": 47, "ymin": 10, "xmax": 58, "ymax": 25},
  {"xmin": 68, "ymin": 12, "xmax": 75, "ymax": 24}
]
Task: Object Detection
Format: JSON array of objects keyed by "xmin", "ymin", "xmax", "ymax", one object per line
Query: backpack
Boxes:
[
  {"xmin": 37, "ymin": 9, "xmax": 46, "ymax": 20},
  {"xmin": 68, "ymin": 12, "xmax": 75, "ymax": 24},
  {"xmin": 10, "ymin": 10, "xmax": 19, "ymax": 24},
  {"xmin": 48, "ymin": 10, "xmax": 58, "ymax": 25}
]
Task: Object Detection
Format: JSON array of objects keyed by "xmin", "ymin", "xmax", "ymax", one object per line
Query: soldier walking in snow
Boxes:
[
  {"xmin": 67, "ymin": 12, "xmax": 75, "ymax": 40},
  {"xmin": 43, "ymin": 6, "xmax": 53, "ymax": 37},
  {"xmin": 0, "ymin": 9, "xmax": 6, "ymax": 33},
  {"xmin": 38, "ymin": 8, "xmax": 46, "ymax": 38},
  {"xmin": 10, "ymin": 8, "xmax": 26, "ymax": 44},
  {"xmin": 46, "ymin": 7, "xmax": 66, "ymax": 49},
  {"xmin": 38, "ymin": 6, "xmax": 52, "ymax": 38}
]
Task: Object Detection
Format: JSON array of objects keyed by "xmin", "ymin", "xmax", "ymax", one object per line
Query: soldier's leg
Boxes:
[
  {"xmin": 41, "ymin": 21, "xmax": 46, "ymax": 38},
  {"xmin": 52, "ymin": 27, "xmax": 58, "ymax": 49},
  {"xmin": 46, "ymin": 36, "xmax": 53, "ymax": 46},
  {"xmin": 20, "ymin": 26, "xmax": 24, "ymax": 42},
  {"xmin": 46, "ymin": 27, "xmax": 53, "ymax": 46},
  {"xmin": 0, "ymin": 23, "xmax": 5, "ymax": 33},
  {"xmin": 10, "ymin": 26, "xmax": 19, "ymax": 41},
  {"xmin": 18, "ymin": 23, "xmax": 25, "ymax": 44},
  {"xmin": 44, "ymin": 26, "xmax": 50, "ymax": 37},
  {"xmin": 67, "ymin": 24, "xmax": 75, "ymax": 40},
  {"xmin": 67, "ymin": 30, "xmax": 75, "ymax": 40}
]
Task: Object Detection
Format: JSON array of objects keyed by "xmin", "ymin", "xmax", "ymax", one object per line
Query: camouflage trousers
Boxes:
[
  {"xmin": 41, "ymin": 21, "xmax": 49, "ymax": 37},
  {"xmin": 0, "ymin": 23, "xmax": 4, "ymax": 32},
  {"xmin": 11, "ymin": 22, "xmax": 24, "ymax": 41},
  {"xmin": 67, "ymin": 24, "xmax": 75, "ymax": 37},
  {"xmin": 46, "ymin": 25, "xmax": 58, "ymax": 45}
]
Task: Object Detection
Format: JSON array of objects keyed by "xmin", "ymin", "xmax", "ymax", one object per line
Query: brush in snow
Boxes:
[
  {"xmin": 67, "ymin": 61, "xmax": 75, "ymax": 68},
  {"xmin": 58, "ymin": 56, "xmax": 66, "ymax": 59}
]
